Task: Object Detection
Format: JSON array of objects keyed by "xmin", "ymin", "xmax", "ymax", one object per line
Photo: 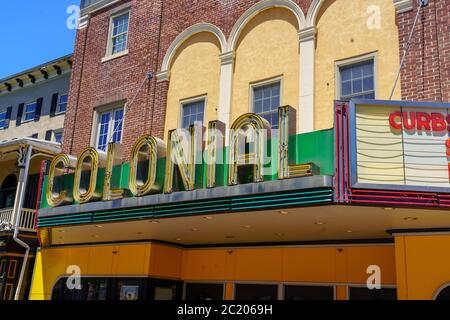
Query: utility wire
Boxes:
[
  {"xmin": 389, "ymin": 1, "xmax": 426, "ymax": 100},
  {"xmin": 108, "ymin": 72, "xmax": 153, "ymax": 144}
]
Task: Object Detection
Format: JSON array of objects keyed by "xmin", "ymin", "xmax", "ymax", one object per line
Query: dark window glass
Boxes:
[
  {"xmin": 235, "ymin": 284, "xmax": 278, "ymax": 300},
  {"xmin": 85, "ymin": 279, "xmax": 108, "ymax": 300},
  {"xmin": 340, "ymin": 60, "xmax": 375, "ymax": 100},
  {"xmin": 182, "ymin": 100, "xmax": 205, "ymax": 128},
  {"xmin": 284, "ymin": 285, "xmax": 334, "ymax": 300},
  {"xmin": 349, "ymin": 287, "xmax": 397, "ymax": 300},
  {"xmin": 253, "ymin": 82, "xmax": 280, "ymax": 128},
  {"xmin": 185, "ymin": 283, "xmax": 224, "ymax": 300}
]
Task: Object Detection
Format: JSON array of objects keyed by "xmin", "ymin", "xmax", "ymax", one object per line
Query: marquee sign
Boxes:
[
  {"xmin": 348, "ymin": 100, "xmax": 450, "ymax": 192},
  {"xmin": 45, "ymin": 106, "xmax": 322, "ymax": 208}
]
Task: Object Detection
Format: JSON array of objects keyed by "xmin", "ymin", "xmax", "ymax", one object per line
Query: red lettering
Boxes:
[
  {"xmin": 402, "ymin": 112, "xmax": 416, "ymax": 130},
  {"xmin": 389, "ymin": 112, "xmax": 402, "ymax": 129},
  {"xmin": 416, "ymin": 112, "xmax": 431, "ymax": 131},
  {"xmin": 431, "ymin": 113, "xmax": 447, "ymax": 132}
]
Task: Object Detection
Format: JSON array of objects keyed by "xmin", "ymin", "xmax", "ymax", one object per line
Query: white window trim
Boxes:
[
  {"xmin": 22, "ymin": 100, "xmax": 37, "ymax": 124},
  {"xmin": 92, "ymin": 103, "xmax": 126, "ymax": 150},
  {"xmin": 103, "ymin": 10, "xmax": 131, "ymax": 62},
  {"xmin": 249, "ymin": 76, "xmax": 284, "ymax": 114},
  {"xmin": 179, "ymin": 95, "xmax": 207, "ymax": 129},
  {"xmin": 55, "ymin": 93, "xmax": 68, "ymax": 115},
  {"xmin": 335, "ymin": 52, "xmax": 378, "ymax": 100},
  {"xmin": 53, "ymin": 129, "xmax": 63, "ymax": 143}
]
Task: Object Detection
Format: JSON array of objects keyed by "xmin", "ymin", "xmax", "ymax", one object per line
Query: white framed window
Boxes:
[
  {"xmin": 181, "ymin": 98, "xmax": 205, "ymax": 128},
  {"xmin": 56, "ymin": 94, "xmax": 68, "ymax": 114},
  {"xmin": 336, "ymin": 54, "xmax": 377, "ymax": 100},
  {"xmin": 0, "ymin": 110, "xmax": 7, "ymax": 129},
  {"xmin": 54, "ymin": 129, "xmax": 63, "ymax": 143},
  {"xmin": 23, "ymin": 101, "xmax": 37, "ymax": 122},
  {"xmin": 96, "ymin": 107, "xmax": 124, "ymax": 151},
  {"xmin": 106, "ymin": 11, "xmax": 130, "ymax": 57},
  {"xmin": 251, "ymin": 79, "xmax": 282, "ymax": 129}
]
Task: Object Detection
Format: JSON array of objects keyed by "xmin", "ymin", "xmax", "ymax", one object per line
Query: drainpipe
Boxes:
[{"xmin": 12, "ymin": 145, "xmax": 32, "ymax": 300}]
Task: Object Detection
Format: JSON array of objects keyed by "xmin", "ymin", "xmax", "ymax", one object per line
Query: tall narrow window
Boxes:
[
  {"xmin": 252, "ymin": 82, "xmax": 281, "ymax": 129},
  {"xmin": 181, "ymin": 99, "xmax": 205, "ymax": 128},
  {"xmin": 24, "ymin": 102, "xmax": 37, "ymax": 122},
  {"xmin": 110, "ymin": 12, "xmax": 129, "ymax": 55},
  {"xmin": 339, "ymin": 60, "xmax": 375, "ymax": 100},
  {"xmin": 57, "ymin": 94, "xmax": 68, "ymax": 114},
  {"xmin": 96, "ymin": 107, "xmax": 124, "ymax": 151},
  {"xmin": 0, "ymin": 110, "xmax": 7, "ymax": 129}
]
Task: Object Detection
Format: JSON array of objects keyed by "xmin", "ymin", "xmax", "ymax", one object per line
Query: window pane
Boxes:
[
  {"xmin": 253, "ymin": 82, "xmax": 280, "ymax": 128},
  {"xmin": 0, "ymin": 111, "xmax": 6, "ymax": 129},
  {"xmin": 111, "ymin": 13, "xmax": 129, "ymax": 54},
  {"xmin": 235, "ymin": 284, "xmax": 278, "ymax": 300},
  {"xmin": 98, "ymin": 112, "xmax": 111, "ymax": 151},
  {"xmin": 341, "ymin": 68, "xmax": 351, "ymax": 81},
  {"xmin": 349, "ymin": 287, "xmax": 397, "ymax": 300},
  {"xmin": 363, "ymin": 77, "xmax": 374, "ymax": 91},
  {"xmin": 58, "ymin": 95, "xmax": 68, "ymax": 113},
  {"xmin": 340, "ymin": 60, "xmax": 374, "ymax": 100},
  {"xmin": 55, "ymin": 132, "xmax": 63, "ymax": 143},
  {"xmin": 352, "ymin": 79, "xmax": 362, "ymax": 93},
  {"xmin": 24, "ymin": 103, "xmax": 36, "ymax": 121},
  {"xmin": 284, "ymin": 285, "xmax": 334, "ymax": 300},
  {"xmin": 182, "ymin": 100, "xmax": 205, "ymax": 128},
  {"xmin": 112, "ymin": 109, "xmax": 124, "ymax": 143}
]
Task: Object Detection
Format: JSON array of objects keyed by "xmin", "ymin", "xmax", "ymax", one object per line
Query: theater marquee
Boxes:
[{"xmin": 348, "ymin": 100, "xmax": 450, "ymax": 192}]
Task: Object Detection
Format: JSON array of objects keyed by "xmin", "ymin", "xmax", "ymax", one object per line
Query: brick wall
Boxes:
[
  {"xmin": 63, "ymin": 0, "xmax": 313, "ymax": 159},
  {"xmin": 63, "ymin": 0, "xmax": 448, "ymax": 160},
  {"xmin": 397, "ymin": 0, "xmax": 449, "ymax": 102}
]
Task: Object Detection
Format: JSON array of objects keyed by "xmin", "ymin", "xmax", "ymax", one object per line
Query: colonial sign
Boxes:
[
  {"xmin": 349, "ymin": 100, "xmax": 450, "ymax": 191},
  {"xmin": 45, "ymin": 106, "xmax": 319, "ymax": 208}
]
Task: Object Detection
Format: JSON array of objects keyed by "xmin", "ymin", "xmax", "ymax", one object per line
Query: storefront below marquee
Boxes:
[{"xmin": 30, "ymin": 241, "xmax": 399, "ymax": 301}]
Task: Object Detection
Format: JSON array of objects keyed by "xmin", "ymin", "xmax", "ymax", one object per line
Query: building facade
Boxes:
[
  {"xmin": 0, "ymin": 56, "xmax": 72, "ymax": 300},
  {"xmin": 0, "ymin": 55, "xmax": 73, "ymax": 143},
  {"xmin": 30, "ymin": 0, "xmax": 449, "ymax": 300}
]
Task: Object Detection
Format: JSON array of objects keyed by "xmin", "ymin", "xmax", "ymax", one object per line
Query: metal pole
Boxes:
[{"xmin": 12, "ymin": 145, "xmax": 32, "ymax": 300}]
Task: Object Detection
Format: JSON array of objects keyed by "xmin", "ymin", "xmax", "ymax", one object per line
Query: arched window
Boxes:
[
  {"xmin": 0, "ymin": 175, "xmax": 17, "ymax": 209},
  {"xmin": 436, "ymin": 286, "xmax": 450, "ymax": 300}
]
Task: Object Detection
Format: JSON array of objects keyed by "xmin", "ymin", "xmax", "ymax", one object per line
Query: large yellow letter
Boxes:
[
  {"xmin": 73, "ymin": 147, "xmax": 101, "ymax": 203},
  {"xmin": 164, "ymin": 125, "xmax": 204, "ymax": 193},
  {"xmin": 46, "ymin": 154, "xmax": 74, "ymax": 207},
  {"xmin": 129, "ymin": 135, "xmax": 166, "ymax": 196},
  {"xmin": 228, "ymin": 114, "xmax": 271, "ymax": 185},
  {"xmin": 278, "ymin": 105, "xmax": 316, "ymax": 179}
]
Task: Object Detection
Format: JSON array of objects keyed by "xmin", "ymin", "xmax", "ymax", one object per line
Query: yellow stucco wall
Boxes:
[
  {"xmin": 164, "ymin": 32, "xmax": 222, "ymax": 141},
  {"xmin": 314, "ymin": 0, "xmax": 401, "ymax": 130},
  {"xmin": 395, "ymin": 235, "xmax": 450, "ymax": 300},
  {"xmin": 231, "ymin": 7, "xmax": 300, "ymax": 124},
  {"xmin": 29, "ymin": 243, "xmax": 396, "ymax": 300}
]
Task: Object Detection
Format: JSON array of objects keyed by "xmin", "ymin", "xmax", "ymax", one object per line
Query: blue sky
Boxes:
[{"xmin": 0, "ymin": 0, "xmax": 80, "ymax": 79}]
